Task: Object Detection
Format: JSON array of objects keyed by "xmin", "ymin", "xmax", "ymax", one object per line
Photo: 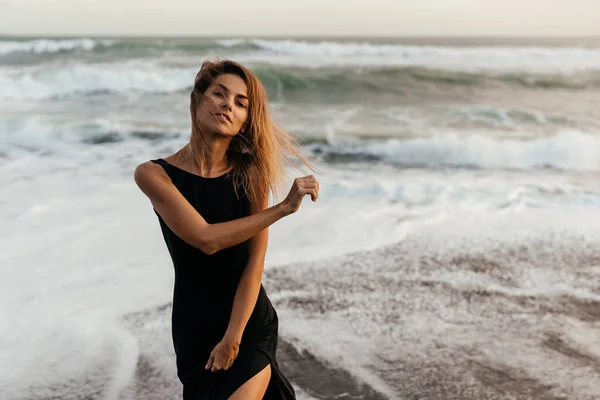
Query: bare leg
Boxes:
[{"xmin": 227, "ymin": 364, "xmax": 271, "ymax": 400}]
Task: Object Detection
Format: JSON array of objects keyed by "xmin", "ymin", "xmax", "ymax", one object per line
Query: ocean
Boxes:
[{"xmin": 2, "ymin": 36, "xmax": 600, "ymax": 399}]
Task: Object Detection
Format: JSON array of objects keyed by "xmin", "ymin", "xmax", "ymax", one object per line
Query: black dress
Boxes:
[{"xmin": 150, "ymin": 158, "xmax": 296, "ymax": 400}]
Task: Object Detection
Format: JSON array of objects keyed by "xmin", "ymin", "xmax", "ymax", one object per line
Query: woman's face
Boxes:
[{"xmin": 198, "ymin": 73, "xmax": 249, "ymax": 137}]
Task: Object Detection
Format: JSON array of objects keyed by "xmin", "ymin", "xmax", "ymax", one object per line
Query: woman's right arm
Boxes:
[{"xmin": 133, "ymin": 161, "xmax": 319, "ymax": 255}]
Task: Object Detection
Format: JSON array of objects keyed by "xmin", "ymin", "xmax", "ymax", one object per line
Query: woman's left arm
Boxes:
[
  {"xmin": 224, "ymin": 193, "xmax": 269, "ymax": 343},
  {"xmin": 205, "ymin": 193, "xmax": 269, "ymax": 372}
]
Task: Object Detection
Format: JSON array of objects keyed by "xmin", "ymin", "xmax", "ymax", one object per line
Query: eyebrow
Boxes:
[{"xmin": 216, "ymin": 83, "xmax": 248, "ymax": 101}]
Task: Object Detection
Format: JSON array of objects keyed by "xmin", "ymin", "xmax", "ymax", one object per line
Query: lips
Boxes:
[{"xmin": 214, "ymin": 112, "xmax": 232, "ymax": 123}]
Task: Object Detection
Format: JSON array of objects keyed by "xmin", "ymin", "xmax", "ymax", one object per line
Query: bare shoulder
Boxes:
[{"xmin": 133, "ymin": 160, "xmax": 171, "ymax": 192}]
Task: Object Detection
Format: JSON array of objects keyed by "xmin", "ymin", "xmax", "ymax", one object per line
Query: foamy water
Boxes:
[{"xmin": 2, "ymin": 36, "xmax": 600, "ymax": 399}]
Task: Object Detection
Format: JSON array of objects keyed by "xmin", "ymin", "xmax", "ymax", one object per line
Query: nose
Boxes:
[{"xmin": 221, "ymin": 96, "xmax": 233, "ymax": 111}]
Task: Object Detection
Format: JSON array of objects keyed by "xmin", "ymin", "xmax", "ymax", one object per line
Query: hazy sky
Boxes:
[{"xmin": 1, "ymin": 0, "xmax": 599, "ymax": 37}]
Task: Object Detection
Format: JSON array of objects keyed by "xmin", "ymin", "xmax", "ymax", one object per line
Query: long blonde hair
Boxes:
[{"xmin": 186, "ymin": 59, "xmax": 312, "ymax": 205}]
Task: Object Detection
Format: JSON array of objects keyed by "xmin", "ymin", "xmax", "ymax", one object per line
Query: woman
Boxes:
[{"xmin": 133, "ymin": 59, "xmax": 318, "ymax": 400}]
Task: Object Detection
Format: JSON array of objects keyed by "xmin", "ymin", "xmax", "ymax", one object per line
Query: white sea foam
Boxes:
[
  {"xmin": 3, "ymin": 145, "xmax": 600, "ymax": 397},
  {"xmin": 239, "ymin": 38, "xmax": 600, "ymax": 72},
  {"xmin": 4, "ymin": 115, "xmax": 600, "ymax": 172},
  {"xmin": 266, "ymin": 208, "xmax": 600, "ymax": 399},
  {"xmin": 0, "ymin": 38, "xmax": 111, "ymax": 55},
  {"xmin": 2, "ymin": 39, "xmax": 600, "ymax": 101},
  {"xmin": 311, "ymin": 130, "xmax": 600, "ymax": 171},
  {"xmin": 4, "ymin": 37, "xmax": 600, "ymax": 73},
  {"xmin": 0, "ymin": 61, "xmax": 193, "ymax": 100}
]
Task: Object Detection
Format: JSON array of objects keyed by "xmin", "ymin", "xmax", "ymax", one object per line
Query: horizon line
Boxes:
[{"xmin": 2, "ymin": 33, "xmax": 600, "ymax": 40}]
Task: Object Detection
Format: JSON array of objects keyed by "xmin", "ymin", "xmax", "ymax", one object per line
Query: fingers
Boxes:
[
  {"xmin": 296, "ymin": 175, "xmax": 320, "ymax": 201},
  {"xmin": 205, "ymin": 353, "xmax": 214, "ymax": 371},
  {"xmin": 295, "ymin": 175, "xmax": 318, "ymax": 186},
  {"xmin": 223, "ymin": 350, "xmax": 239, "ymax": 370},
  {"xmin": 206, "ymin": 353, "xmax": 237, "ymax": 373},
  {"xmin": 283, "ymin": 175, "xmax": 320, "ymax": 214},
  {"xmin": 218, "ymin": 355, "xmax": 232, "ymax": 371},
  {"xmin": 304, "ymin": 184, "xmax": 319, "ymax": 201},
  {"xmin": 211, "ymin": 352, "xmax": 225, "ymax": 372},
  {"xmin": 206, "ymin": 351, "xmax": 223, "ymax": 372}
]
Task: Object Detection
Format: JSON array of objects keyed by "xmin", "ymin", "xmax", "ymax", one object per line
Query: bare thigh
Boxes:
[{"xmin": 227, "ymin": 363, "xmax": 271, "ymax": 400}]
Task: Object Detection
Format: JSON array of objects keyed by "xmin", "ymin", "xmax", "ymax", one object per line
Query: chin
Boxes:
[
  {"xmin": 218, "ymin": 128, "xmax": 238, "ymax": 138},
  {"xmin": 205, "ymin": 122, "xmax": 237, "ymax": 138}
]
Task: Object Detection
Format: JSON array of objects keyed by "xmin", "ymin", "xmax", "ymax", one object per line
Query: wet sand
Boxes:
[{"xmin": 120, "ymin": 303, "xmax": 385, "ymax": 400}]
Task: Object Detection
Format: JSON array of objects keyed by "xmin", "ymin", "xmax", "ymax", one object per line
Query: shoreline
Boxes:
[{"xmin": 122, "ymin": 303, "xmax": 387, "ymax": 400}]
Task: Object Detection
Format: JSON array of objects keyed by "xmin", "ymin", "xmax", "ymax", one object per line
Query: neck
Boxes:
[{"xmin": 184, "ymin": 131, "xmax": 232, "ymax": 176}]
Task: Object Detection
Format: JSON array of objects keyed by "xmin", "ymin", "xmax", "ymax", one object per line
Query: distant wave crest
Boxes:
[
  {"xmin": 2, "ymin": 37, "xmax": 600, "ymax": 73},
  {"xmin": 4, "ymin": 115, "xmax": 600, "ymax": 172},
  {"xmin": 0, "ymin": 38, "xmax": 115, "ymax": 55},
  {"xmin": 2, "ymin": 62, "xmax": 600, "ymax": 101},
  {"xmin": 309, "ymin": 130, "xmax": 600, "ymax": 171}
]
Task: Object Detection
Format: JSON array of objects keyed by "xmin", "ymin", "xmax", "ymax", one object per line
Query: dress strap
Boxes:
[{"xmin": 150, "ymin": 158, "xmax": 175, "ymax": 180}]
